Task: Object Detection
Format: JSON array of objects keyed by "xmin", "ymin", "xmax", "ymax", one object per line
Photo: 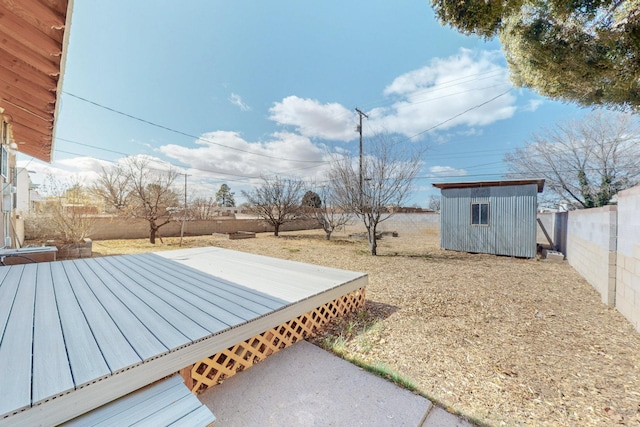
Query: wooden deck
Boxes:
[
  {"xmin": 60, "ymin": 375, "xmax": 215, "ymax": 426},
  {"xmin": 0, "ymin": 247, "xmax": 367, "ymax": 426}
]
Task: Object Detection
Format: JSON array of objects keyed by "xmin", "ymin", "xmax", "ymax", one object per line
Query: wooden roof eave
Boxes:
[
  {"xmin": 49, "ymin": 0, "xmax": 75, "ymax": 162},
  {"xmin": 0, "ymin": 90, "xmax": 56, "ymax": 120},
  {"xmin": 0, "ymin": 69, "xmax": 57, "ymax": 107},
  {"xmin": 3, "ymin": 109, "xmax": 53, "ymax": 135},
  {"xmin": 0, "ymin": 26, "xmax": 60, "ymax": 77},
  {"xmin": 0, "ymin": 8, "xmax": 64, "ymax": 57},
  {"xmin": 1, "ymin": 0, "xmax": 66, "ymax": 33},
  {"xmin": 10, "ymin": 118, "xmax": 51, "ymax": 136},
  {"xmin": 17, "ymin": 139, "xmax": 52, "ymax": 160},
  {"xmin": 0, "ymin": 51, "xmax": 59, "ymax": 90},
  {"xmin": 0, "ymin": 0, "xmax": 72, "ymax": 163}
]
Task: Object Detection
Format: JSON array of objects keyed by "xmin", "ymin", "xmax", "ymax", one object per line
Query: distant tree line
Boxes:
[{"xmin": 30, "ymin": 132, "xmax": 423, "ymax": 254}]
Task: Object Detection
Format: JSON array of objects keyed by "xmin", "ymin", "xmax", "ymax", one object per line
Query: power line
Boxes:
[
  {"xmin": 53, "ymin": 89, "xmax": 518, "ymax": 185},
  {"xmin": 390, "ymin": 83, "xmax": 511, "ymax": 112},
  {"xmin": 51, "ymin": 85, "xmax": 546, "ymax": 193},
  {"xmin": 62, "ymin": 91, "xmax": 327, "ymax": 164},
  {"xmin": 353, "ymin": 69, "xmax": 507, "ymax": 114},
  {"xmin": 62, "ymin": 62, "xmax": 515, "ymax": 161},
  {"xmin": 401, "ymin": 89, "xmax": 513, "ymax": 143},
  {"xmin": 56, "ymin": 137, "xmax": 131, "ymax": 156},
  {"xmin": 53, "ymin": 145, "xmax": 331, "ymax": 187}
]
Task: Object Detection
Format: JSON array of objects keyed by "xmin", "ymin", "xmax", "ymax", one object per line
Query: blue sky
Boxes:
[{"xmin": 19, "ymin": 0, "xmax": 588, "ymax": 206}]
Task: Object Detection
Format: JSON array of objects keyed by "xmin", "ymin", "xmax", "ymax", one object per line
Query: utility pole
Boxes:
[
  {"xmin": 179, "ymin": 173, "xmax": 189, "ymax": 246},
  {"xmin": 355, "ymin": 107, "xmax": 368, "ymax": 208}
]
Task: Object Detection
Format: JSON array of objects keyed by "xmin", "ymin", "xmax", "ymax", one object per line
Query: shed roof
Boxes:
[
  {"xmin": 432, "ymin": 179, "xmax": 545, "ymax": 193},
  {"xmin": 0, "ymin": 0, "xmax": 73, "ymax": 162}
]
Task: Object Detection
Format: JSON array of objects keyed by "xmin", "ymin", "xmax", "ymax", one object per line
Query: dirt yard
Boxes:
[{"xmin": 92, "ymin": 228, "xmax": 640, "ymax": 427}]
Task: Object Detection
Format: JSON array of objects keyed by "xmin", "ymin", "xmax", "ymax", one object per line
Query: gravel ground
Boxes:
[{"xmin": 92, "ymin": 228, "xmax": 640, "ymax": 427}]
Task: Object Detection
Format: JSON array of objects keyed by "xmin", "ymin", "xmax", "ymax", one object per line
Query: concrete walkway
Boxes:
[{"xmin": 198, "ymin": 341, "xmax": 474, "ymax": 427}]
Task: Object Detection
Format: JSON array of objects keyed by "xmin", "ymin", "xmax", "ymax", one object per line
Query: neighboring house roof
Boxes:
[
  {"xmin": 433, "ymin": 179, "xmax": 545, "ymax": 193},
  {"xmin": 0, "ymin": 0, "xmax": 74, "ymax": 162}
]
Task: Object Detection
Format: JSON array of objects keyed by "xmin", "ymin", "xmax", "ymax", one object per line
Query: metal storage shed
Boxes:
[{"xmin": 433, "ymin": 179, "xmax": 545, "ymax": 258}]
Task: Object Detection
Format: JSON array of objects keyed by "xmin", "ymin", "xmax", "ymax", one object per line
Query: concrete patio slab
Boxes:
[{"xmin": 199, "ymin": 340, "xmax": 469, "ymax": 426}]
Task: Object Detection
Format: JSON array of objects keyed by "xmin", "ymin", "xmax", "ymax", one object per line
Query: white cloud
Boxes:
[
  {"xmin": 429, "ymin": 165, "xmax": 467, "ymax": 177},
  {"xmin": 19, "ymin": 156, "xmax": 113, "ymax": 186},
  {"xmin": 268, "ymin": 49, "xmax": 518, "ymax": 142},
  {"xmin": 269, "ymin": 96, "xmax": 357, "ymax": 141},
  {"xmin": 521, "ymin": 99, "xmax": 543, "ymax": 112},
  {"xmin": 158, "ymin": 131, "xmax": 330, "ymax": 183},
  {"xmin": 368, "ymin": 49, "xmax": 516, "ymax": 137},
  {"xmin": 41, "ymin": 49, "xmax": 525, "ymax": 201},
  {"xmin": 55, "ymin": 156, "xmax": 112, "ymax": 173},
  {"xmin": 229, "ymin": 93, "xmax": 251, "ymax": 111}
]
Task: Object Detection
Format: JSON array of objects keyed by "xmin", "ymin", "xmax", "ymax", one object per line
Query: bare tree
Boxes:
[
  {"xmin": 91, "ymin": 166, "xmax": 129, "ymax": 211},
  {"xmin": 427, "ymin": 195, "xmax": 441, "ymax": 212},
  {"xmin": 188, "ymin": 197, "xmax": 219, "ymax": 220},
  {"xmin": 242, "ymin": 176, "xmax": 305, "ymax": 236},
  {"xmin": 311, "ymin": 185, "xmax": 352, "ymax": 240},
  {"xmin": 28, "ymin": 175, "xmax": 96, "ymax": 243},
  {"xmin": 328, "ymin": 133, "xmax": 423, "ymax": 255},
  {"xmin": 94, "ymin": 158, "xmax": 181, "ymax": 243},
  {"xmin": 505, "ymin": 110, "xmax": 640, "ymax": 208}
]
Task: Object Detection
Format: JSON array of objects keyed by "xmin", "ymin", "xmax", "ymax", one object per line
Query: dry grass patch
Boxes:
[{"xmin": 93, "ymin": 229, "xmax": 640, "ymax": 427}]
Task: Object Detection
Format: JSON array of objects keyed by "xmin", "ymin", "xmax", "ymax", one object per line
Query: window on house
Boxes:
[{"xmin": 471, "ymin": 202, "xmax": 489, "ymax": 225}]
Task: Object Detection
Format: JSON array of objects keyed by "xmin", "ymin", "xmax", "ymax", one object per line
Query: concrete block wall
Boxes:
[
  {"xmin": 616, "ymin": 186, "xmax": 640, "ymax": 332},
  {"xmin": 537, "ymin": 212, "xmax": 568, "ymax": 254},
  {"xmin": 537, "ymin": 212, "xmax": 555, "ymax": 245},
  {"xmin": 566, "ymin": 205, "xmax": 617, "ymax": 306},
  {"xmin": 25, "ymin": 216, "xmax": 319, "ymax": 241},
  {"xmin": 374, "ymin": 212, "xmax": 440, "ymax": 234}
]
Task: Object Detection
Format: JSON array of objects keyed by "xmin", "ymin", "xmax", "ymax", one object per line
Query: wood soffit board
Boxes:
[{"xmin": 0, "ymin": 0, "xmax": 72, "ymax": 163}]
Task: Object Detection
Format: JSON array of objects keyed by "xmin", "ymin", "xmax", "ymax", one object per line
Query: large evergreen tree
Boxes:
[
  {"xmin": 215, "ymin": 183, "xmax": 236, "ymax": 207},
  {"xmin": 431, "ymin": 0, "xmax": 640, "ymax": 110},
  {"xmin": 301, "ymin": 190, "xmax": 322, "ymax": 208}
]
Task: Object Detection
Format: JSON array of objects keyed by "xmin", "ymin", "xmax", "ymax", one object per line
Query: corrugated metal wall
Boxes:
[{"xmin": 440, "ymin": 184, "xmax": 538, "ymax": 258}]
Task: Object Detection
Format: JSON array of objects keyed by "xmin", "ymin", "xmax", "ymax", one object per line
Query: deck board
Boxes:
[
  {"xmin": 81, "ymin": 258, "xmax": 194, "ymax": 350},
  {"xmin": 128, "ymin": 394, "xmax": 203, "ymax": 426},
  {"xmin": 166, "ymin": 406, "xmax": 217, "ymax": 427},
  {"xmin": 97, "ymin": 256, "xmax": 238, "ymax": 335},
  {"xmin": 71, "ymin": 259, "xmax": 169, "ymax": 360},
  {"xmin": 123, "ymin": 254, "xmax": 275, "ymax": 319},
  {"xmin": 61, "ymin": 376, "xmax": 215, "ymax": 427},
  {"xmin": 0, "ymin": 265, "xmax": 22, "ymax": 344},
  {"xmin": 51, "ymin": 262, "xmax": 111, "ymax": 387},
  {"xmin": 0, "ymin": 264, "xmax": 36, "ymax": 416},
  {"xmin": 32, "ymin": 264, "xmax": 75, "ymax": 404},
  {"xmin": 158, "ymin": 247, "xmax": 364, "ymax": 301},
  {"xmin": 136, "ymin": 252, "xmax": 284, "ymax": 310},
  {"xmin": 61, "ymin": 260, "xmax": 142, "ymax": 372}
]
